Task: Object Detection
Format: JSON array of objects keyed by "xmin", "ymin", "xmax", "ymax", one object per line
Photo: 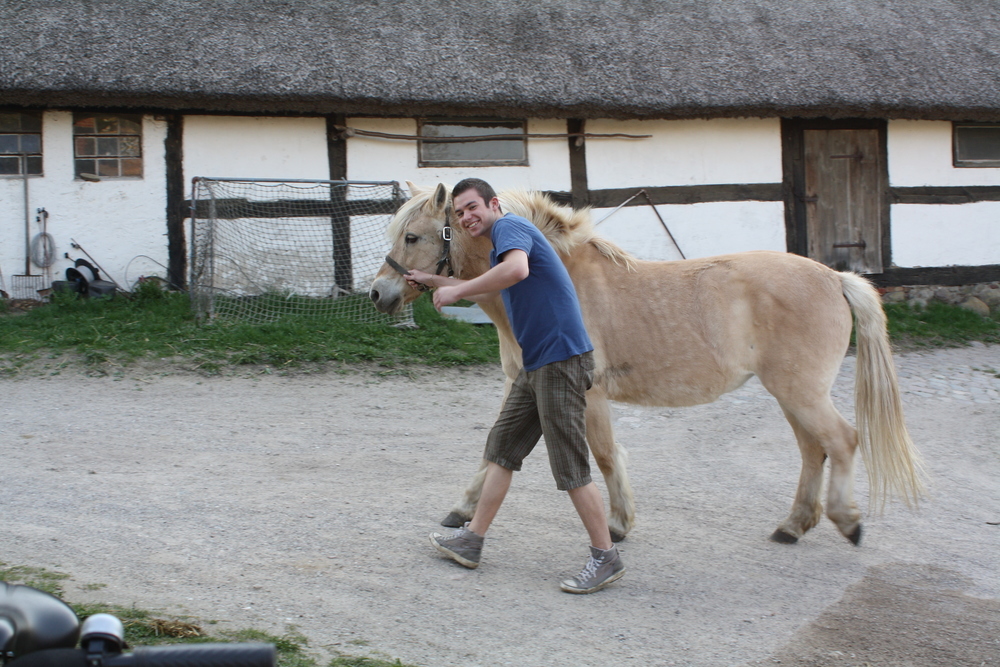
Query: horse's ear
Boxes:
[
  {"xmin": 406, "ymin": 181, "xmax": 423, "ymax": 196},
  {"xmin": 432, "ymin": 182, "xmax": 450, "ymax": 211}
]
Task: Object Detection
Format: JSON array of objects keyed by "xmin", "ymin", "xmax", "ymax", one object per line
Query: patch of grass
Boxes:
[
  {"xmin": 0, "ymin": 290, "xmax": 499, "ymax": 374},
  {"xmin": 5, "ymin": 288, "xmax": 994, "ymax": 375},
  {"xmin": 884, "ymin": 301, "xmax": 1000, "ymax": 349},
  {"xmin": 0, "ymin": 561, "xmax": 71, "ymax": 597}
]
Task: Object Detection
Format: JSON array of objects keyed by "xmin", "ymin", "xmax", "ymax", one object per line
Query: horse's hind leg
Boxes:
[
  {"xmin": 775, "ymin": 400, "xmax": 862, "ymax": 544},
  {"xmin": 586, "ymin": 388, "xmax": 635, "ymax": 542},
  {"xmin": 771, "ymin": 407, "xmax": 826, "ymax": 544},
  {"xmin": 442, "ymin": 459, "xmax": 487, "ymax": 527}
]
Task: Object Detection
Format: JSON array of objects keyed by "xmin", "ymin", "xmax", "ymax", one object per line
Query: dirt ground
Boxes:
[{"xmin": 2, "ymin": 345, "xmax": 999, "ymax": 667}]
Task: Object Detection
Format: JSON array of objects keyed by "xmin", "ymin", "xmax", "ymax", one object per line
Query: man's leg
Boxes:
[
  {"xmin": 562, "ymin": 480, "xmax": 625, "ymax": 593},
  {"xmin": 567, "ymin": 481, "xmax": 613, "ymax": 551},
  {"xmin": 468, "ymin": 461, "xmax": 513, "ymax": 536},
  {"xmin": 430, "ymin": 461, "xmax": 513, "ymax": 569}
]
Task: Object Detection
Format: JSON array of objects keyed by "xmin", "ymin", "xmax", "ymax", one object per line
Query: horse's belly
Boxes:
[{"xmin": 598, "ymin": 362, "xmax": 751, "ymax": 408}]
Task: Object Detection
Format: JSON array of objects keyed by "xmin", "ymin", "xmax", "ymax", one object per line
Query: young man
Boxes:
[{"xmin": 404, "ymin": 178, "xmax": 624, "ymax": 594}]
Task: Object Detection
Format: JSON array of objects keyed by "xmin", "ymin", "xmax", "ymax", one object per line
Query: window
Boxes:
[
  {"xmin": 0, "ymin": 111, "xmax": 43, "ymax": 176},
  {"xmin": 73, "ymin": 113, "xmax": 143, "ymax": 179},
  {"xmin": 418, "ymin": 119, "xmax": 527, "ymax": 167},
  {"xmin": 953, "ymin": 123, "xmax": 1000, "ymax": 167}
]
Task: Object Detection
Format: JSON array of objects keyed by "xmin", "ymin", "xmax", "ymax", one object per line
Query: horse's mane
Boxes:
[
  {"xmin": 385, "ymin": 191, "xmax": 429, "ymax": 241},
  {"xmin": 389, "ymin": 185, "xmax": 637, "ymax": 271},
  {"xmin": 499, "ymin": 190, "xmax": 637, "ymax": 271}
]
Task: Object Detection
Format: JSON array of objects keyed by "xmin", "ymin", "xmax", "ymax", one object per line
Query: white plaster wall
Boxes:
[
  {"xmin": 183, "ymin": 116, "xmax": 329, "ymax": 184},
  {"xmin": 888, "ymin": 120, "xmax": 1000, "ymax": 187},
  {"xmin": 345, "ymin": 118, "xmax": 572, "ymax": 193},
  {"xmin": 585, "ymin": 118, "xmax": 783, "ymax": 188},
  {"xmin": 888, "ymin": 120, "xmax": 1000, "ymax": 268},
  {"xmin": 0, "ymin": 111, "xmax": 168, "ymax": 295},
  {"xmin": 891, "ymin": 202, "xmax": 1000, "ymax": 267},
  {"xmin": 593, "ymin": 201, "xmax": 786, "ymax": 261}
]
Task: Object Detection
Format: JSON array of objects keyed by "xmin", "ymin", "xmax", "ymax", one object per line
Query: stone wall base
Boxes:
[{"xmin": 878, "ymin": 282, "xmax": 999, "ymax": 316}]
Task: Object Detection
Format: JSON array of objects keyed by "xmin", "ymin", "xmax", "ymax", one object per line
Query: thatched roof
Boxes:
[{"xmin": 2, "ymin": 0, "xmax": 999, "ymax": 121}]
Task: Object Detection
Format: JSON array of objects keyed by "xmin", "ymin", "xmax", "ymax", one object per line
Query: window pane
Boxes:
[
  {"xmin": 0, "ymin": 114, "xmax": 20, "ymax": 132},
  {"xmin": 119, "ymin": 136, "xmax": 140, "ymax": 157},
  {"xmin": 120, "ymin": 158, "xmax": 143, "ymax": 176},
  {"xmin": 20, "ymin": 133, "xmax": 41, "ymax": 154},
  {"xmin": 97, "ymin": 159, "xmax": 119, "ymax": 177},
  {"xmin": 0, "ymin": 135, "xmax": 18, "ymax": 154},
  {"xmin": 956, "ymin": 126, "xmax": 1000, "ymax": 163},
  {"xmin": 75, "ymin": 137, "xmax": 96, "ymax": 157},
  {"xmin": 0, "ymin": 156, "xmax": 18, "ymax": 174},
  {"xmin": 419, "ymin": 120, "xmax": 527, "ymax": 166},
  {"xmin": 119, "ymin": 116, "xmax": 142, "ymax": 134},
  {"xmin": 26, "ymin": 155, "xmax": 42, "ymax": 175},
  {"xmin": 97, "ymin": 137, "xmax": 119, "ymax": 156},
  {"xmin": 75, "ymin": 159, "xmax": 96, "ymax": 178},
  {"xmin": 423, "ymin": 138, "xmax": 525, "ymax": 163},
  {"xmin": 20, "ymin": 113, "xmax": 42, "ymax": 132},
  {"xmin": 74, "ymin": 115, "xmax": 96, "ymax": 134},
  {"xmin": 96, "ymin": 116, "xmax": 119, "ymax": 134}
]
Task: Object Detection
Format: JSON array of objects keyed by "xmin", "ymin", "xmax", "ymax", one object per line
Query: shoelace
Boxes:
[{"xmin": 575, "ymin": 556, "xmax": 603, "ymax": 583}]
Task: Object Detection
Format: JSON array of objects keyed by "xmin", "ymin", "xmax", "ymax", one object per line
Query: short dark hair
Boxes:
[{"xmin": 452, "ymin": 178, "xmax": 497, "ymax": 204}]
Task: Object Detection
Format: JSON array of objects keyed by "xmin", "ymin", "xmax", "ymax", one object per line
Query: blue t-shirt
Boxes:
[{"xmin": 489, "ymin": 213, "xmax": 593, "ymax": 371}]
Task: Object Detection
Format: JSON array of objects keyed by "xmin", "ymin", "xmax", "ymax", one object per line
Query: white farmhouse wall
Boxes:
[
  {"xmin": 345, "ymin": 118, "xmax": 572, "ymax": 193},
  {"xmin": 585, "ymin": 119, "xmax": 785, "ymax": 260},
  {"xmin": 892, "ymin": 202, "xmax": 1000, "ymax": 267},
  {"xmin": 888, "ymin": 120, "xmax": 1000, "ymax": 187},
  {"xmin": 0, "ymin": 111, "xmax": 168, "ymax": 294},
  {"xmin": 593, "ymin": 201, "xmax": 786, "ymax": 261},
  {"xmin": 585, "ymin": 118, "xmax": 783, "ymax": 188},
  {"xmin": 183, "ymin": 116, "xmax": 329, "ymax": 183},
  {"xmin": 887, "ymin": 120, "xmax": 1000, "ymax": 268}
]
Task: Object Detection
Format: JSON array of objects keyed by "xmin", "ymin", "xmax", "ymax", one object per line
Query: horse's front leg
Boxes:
[
  {"xmin": 441, "ymin": 372, "xmax": 517, "ymax": 528},
  {"xmin": 441, "ymin": 459, "xmax": 488, "ymax": 527},
  {"xmin": 586, "ymin": 387, "xmax": 635, "ymax": 542}
]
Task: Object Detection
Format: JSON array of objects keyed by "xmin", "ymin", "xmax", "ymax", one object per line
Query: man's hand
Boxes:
[
  {"xmin": 433, "ymin": 285, "xmax": 463, "ymax": 311},
  {"xmin": 404, "ymin": 268, "xmax": 436, "ymax": 291}
]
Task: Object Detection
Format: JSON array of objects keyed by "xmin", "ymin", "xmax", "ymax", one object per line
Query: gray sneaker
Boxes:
[
  {"xmin": 560, "ymin": 545, "xmax": 625, "ymax": 594},
  {"xmin": 429, "ymin": 523, "xmax": 484, "ymax": 569}
]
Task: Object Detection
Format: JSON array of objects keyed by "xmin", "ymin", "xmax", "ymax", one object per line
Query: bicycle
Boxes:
[{"xmin": 1, "ymin": 582, "xmax": 276, "ymax": 667}]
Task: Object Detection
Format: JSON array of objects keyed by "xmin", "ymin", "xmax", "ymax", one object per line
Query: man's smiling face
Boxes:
[{"xmin": 453, "ymin": 188, "xmax": 502, "ymax": 238}]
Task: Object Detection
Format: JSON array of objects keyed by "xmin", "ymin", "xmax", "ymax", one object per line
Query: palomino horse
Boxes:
[{"xmin": 369, "ymin": 182, "xmax": 924, "ymax": 545}]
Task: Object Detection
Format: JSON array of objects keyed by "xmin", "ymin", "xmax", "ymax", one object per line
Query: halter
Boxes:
[{"xmin": 384, "ymin": 220, "xmax": 454, "ymax": 292}]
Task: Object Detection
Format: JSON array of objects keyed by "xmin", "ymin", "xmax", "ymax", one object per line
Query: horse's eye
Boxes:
[{"xmin": 405, "ymin": 233, "xmax": 419, "ymax": 245}]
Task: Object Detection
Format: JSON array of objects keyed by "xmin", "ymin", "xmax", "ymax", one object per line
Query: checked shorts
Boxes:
[{"xmin": 483, "ymin": 351, "xmax": 595, "ymax": 490}]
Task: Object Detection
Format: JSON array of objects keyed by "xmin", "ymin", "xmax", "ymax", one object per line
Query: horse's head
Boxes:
[{"xmin": 369, "ymin": 181, "xmax": 453, "ymax": 314}]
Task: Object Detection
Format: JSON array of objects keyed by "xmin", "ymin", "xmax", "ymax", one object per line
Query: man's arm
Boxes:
[{"xmin": 407, "ymin": 249, "xmax": 528, "ymax": 311}]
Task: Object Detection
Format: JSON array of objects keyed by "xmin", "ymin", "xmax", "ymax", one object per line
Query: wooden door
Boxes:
[{"xmin": 803, "ymin": 128, "xmax": 883, "ymax": 273}]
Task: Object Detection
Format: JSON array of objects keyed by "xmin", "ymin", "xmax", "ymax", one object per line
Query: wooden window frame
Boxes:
[
  {"xmin": 73, "ymin": 112, "xmax": 144, "ymax": 180},
  {"xmin": 0, "ymin": 110, "xmax": 43, "ymax": 176},
  {"xmin": 953, "ymin": 122, "xmax": 1000, "ymax": 168},
  {"xmin": 417, "ymin": 118, "xmax": 528, "ymax": 168}
]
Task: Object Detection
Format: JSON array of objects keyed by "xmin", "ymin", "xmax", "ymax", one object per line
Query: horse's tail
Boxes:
[{"xmin": 840, "ymin": 272, "xmax": 926, "ymax": 510}]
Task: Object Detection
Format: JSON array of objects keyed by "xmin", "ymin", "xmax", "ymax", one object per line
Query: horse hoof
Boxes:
[
  {"xmin": 609, "ymin": 529, "xmax": 627, "ymax": 543},
  {"xmin": 770, "ymin": 528, "xmax": 799, "ymax": 544},
  {"xmin": 846, "ymin": 524, "xmax": 862, "ymax": 546},
  {"xmin": 441, "ymin": 512, "xmax": 468, "ymax": 528}
]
